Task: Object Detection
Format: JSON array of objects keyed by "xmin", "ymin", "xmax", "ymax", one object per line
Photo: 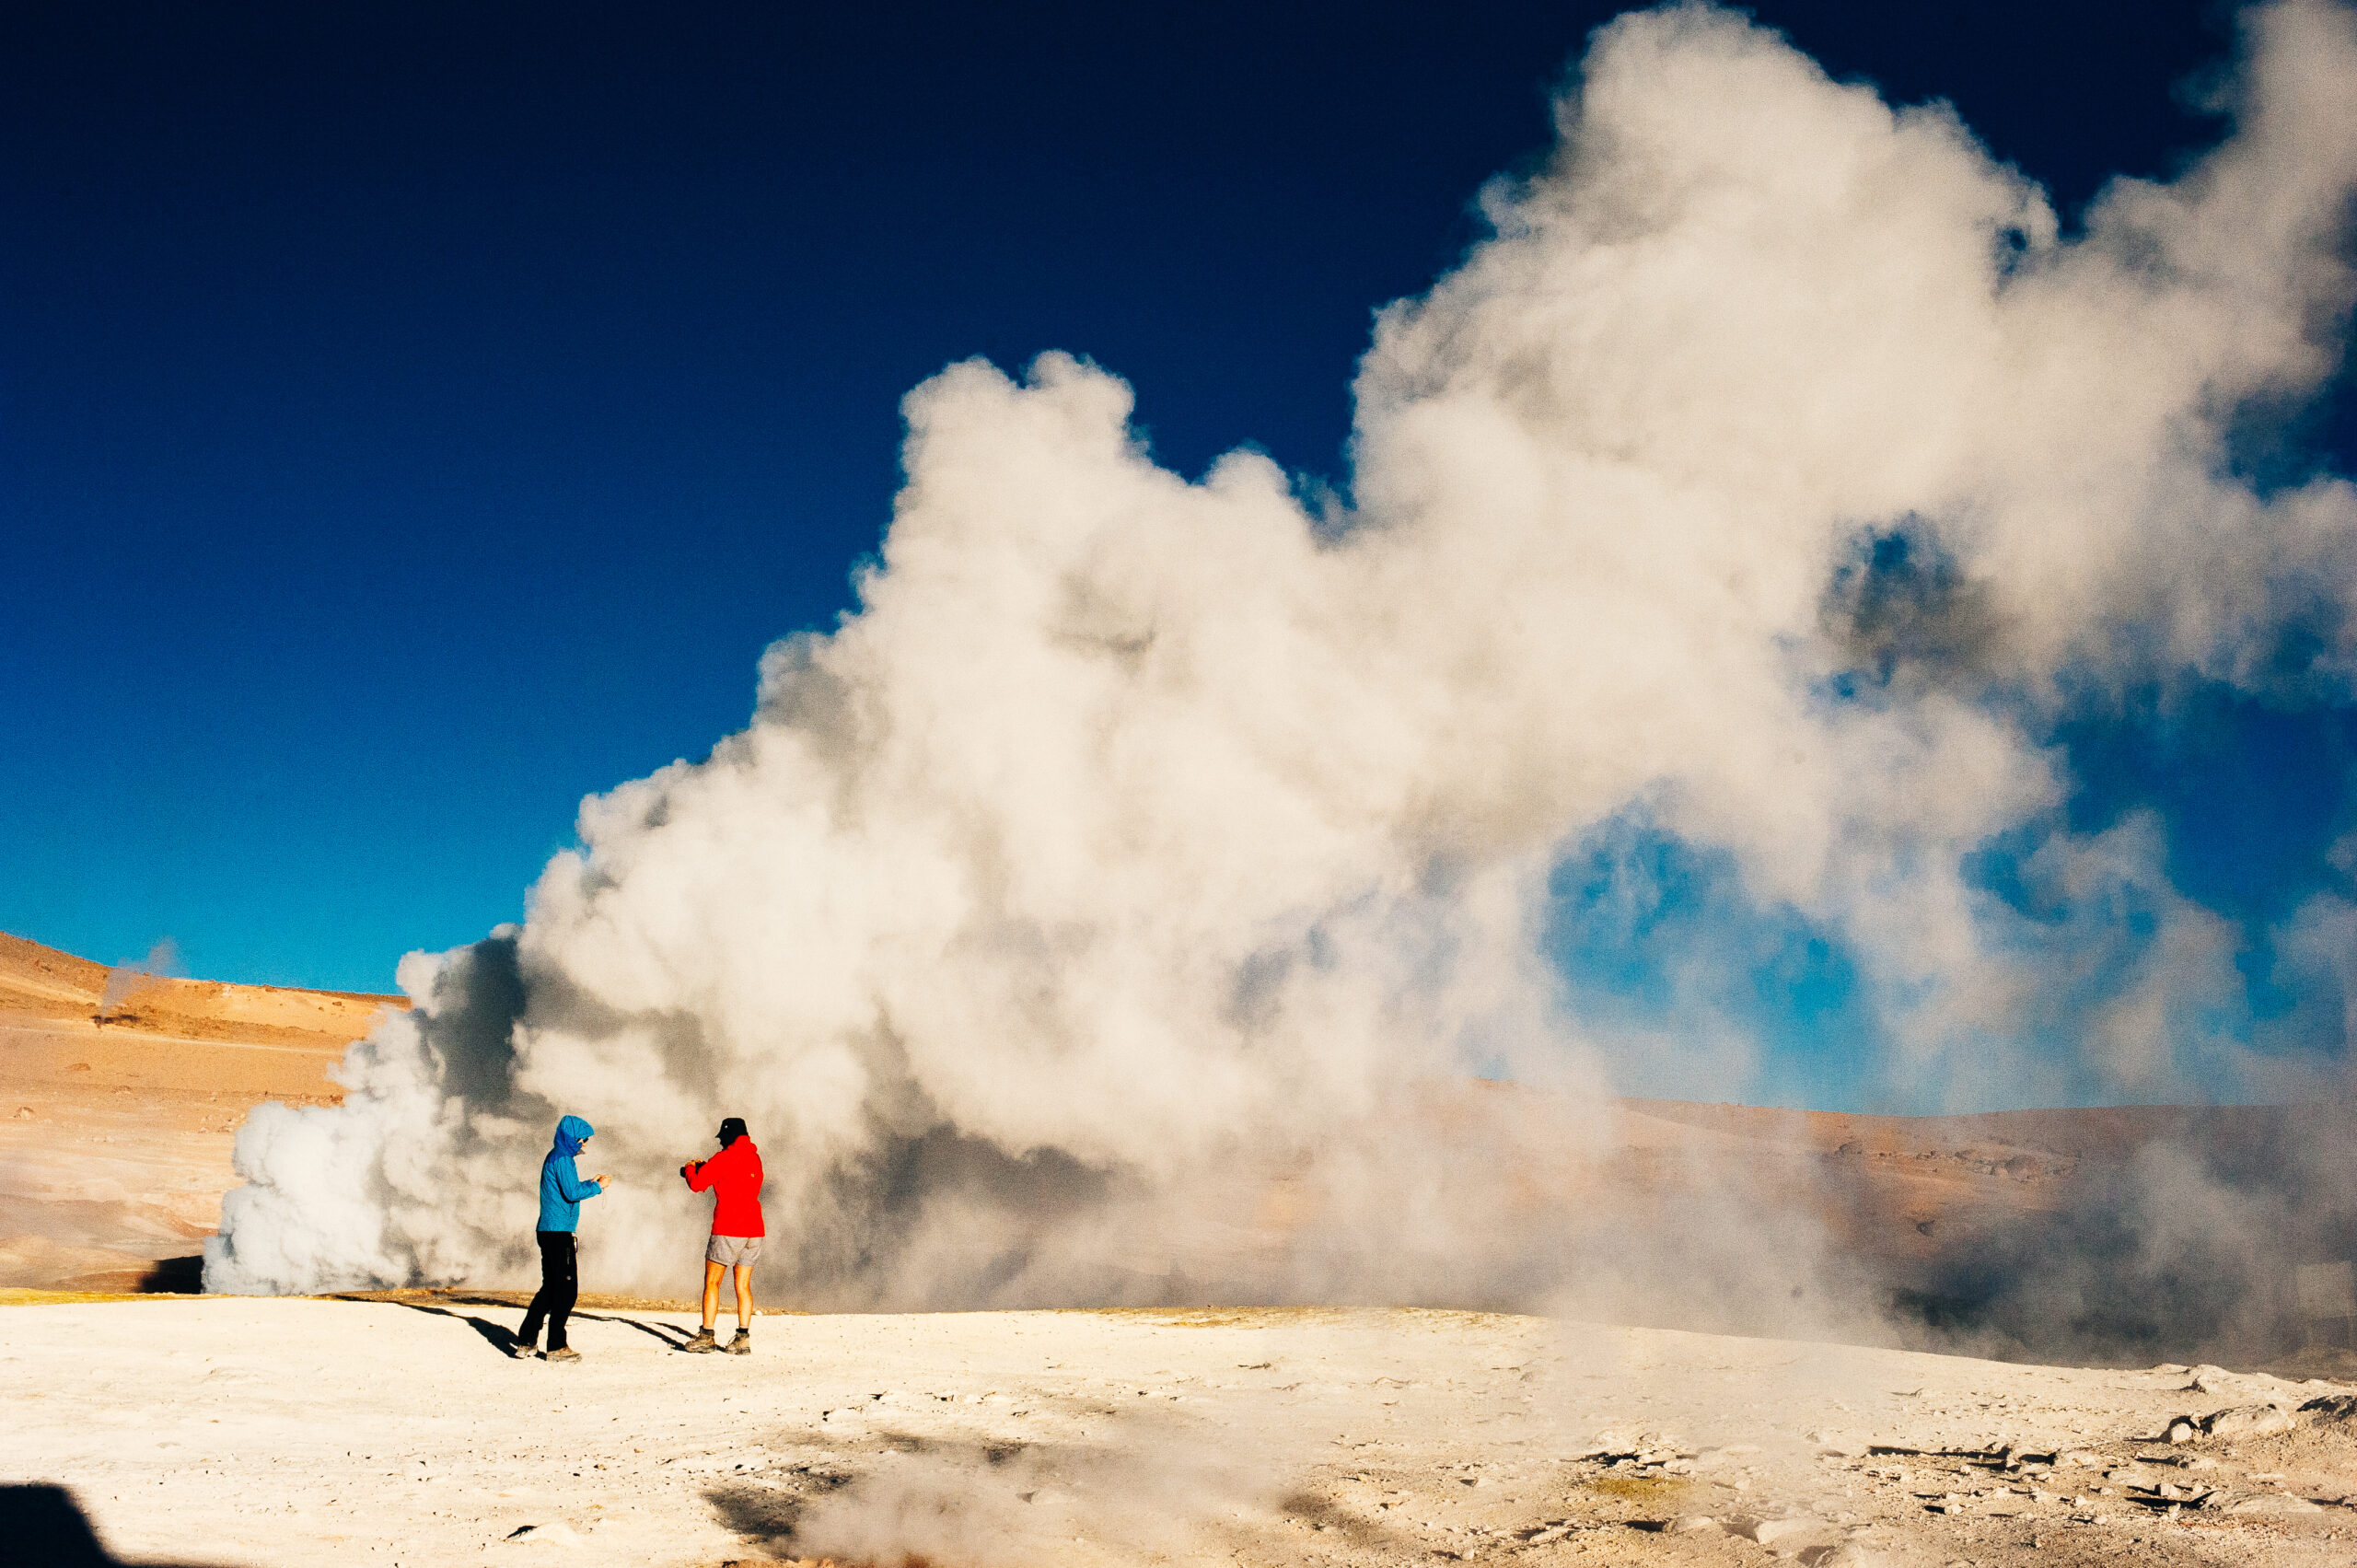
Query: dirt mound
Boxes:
[{"xmin": 0, "ymin": 932, "xmax": 404, "ymax": 1290}]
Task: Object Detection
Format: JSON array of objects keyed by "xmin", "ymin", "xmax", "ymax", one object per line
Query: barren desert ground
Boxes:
[
  {"xmin": 8, "ymin": 1299, "xmax": 2357, "ymax": 1568},
  {"xmin": 11, "ymin": 931, "xmax": 2357, "ymax": 1567}
]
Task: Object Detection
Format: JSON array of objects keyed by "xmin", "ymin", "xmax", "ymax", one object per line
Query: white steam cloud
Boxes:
[{"xmin": 207, "ymin": 2, "xmax": 2357, "ymax": 1313}]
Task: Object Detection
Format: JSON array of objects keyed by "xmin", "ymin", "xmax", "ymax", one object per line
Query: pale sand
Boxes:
[{"xmin": 6, "ymin": 1299, "xmax": 2357, "ymax": 1567}]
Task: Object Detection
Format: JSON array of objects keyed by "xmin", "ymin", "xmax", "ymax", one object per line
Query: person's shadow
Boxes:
[
  {"xmin": 364, "ymin": 1293, "xmax": 695, "ymax": 1354},
  {"xmin": 1, "ymin": 1484, "xmax": 242, "ymax": 1566}
]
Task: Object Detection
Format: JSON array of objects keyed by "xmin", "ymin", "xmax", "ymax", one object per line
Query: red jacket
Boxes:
[{"xmin": 682, "ymin": 1138, "xmax": 765, "ymax": 1237}]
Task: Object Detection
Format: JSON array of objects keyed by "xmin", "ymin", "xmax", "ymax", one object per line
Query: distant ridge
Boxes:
[{"xmin": 0, "ymin": 930, "xmax": 405, "ymax": 1051}]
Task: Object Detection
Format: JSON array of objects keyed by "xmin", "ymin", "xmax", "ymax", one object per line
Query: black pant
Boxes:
[{"xmin": 519, "ymin": 1230, "xmax": 578, "ymax": 1351}]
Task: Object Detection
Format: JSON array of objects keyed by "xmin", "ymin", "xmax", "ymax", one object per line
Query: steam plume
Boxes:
[
  {"xmin": 99, "ymin": 937, "xmax": 180, "ymax": 1018},
  {"xmin": 207, "ymin": 2, "xmax": 2357, "ymax": 1329}
]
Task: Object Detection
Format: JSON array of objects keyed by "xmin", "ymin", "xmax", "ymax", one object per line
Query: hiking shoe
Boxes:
[
  {"xmin": 510, "ymin": 1342, "xmax": 537, "ymax": 1359},
  {"xmin": 544, "ymin": 1346, "xmax": 581, "ymax": 1364},
  {"xmin": 681, "ymin": 1328, "xmax": 720, "ymax": 1353},
  {"xmin": 726, "ymin": 1329, "xmax": 752, "ymax": 1355}
]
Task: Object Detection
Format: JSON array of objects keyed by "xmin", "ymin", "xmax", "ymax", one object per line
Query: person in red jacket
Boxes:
[{"xmin": 679, "ymin": 1116, "xmax": 764, "ymax": 1354}]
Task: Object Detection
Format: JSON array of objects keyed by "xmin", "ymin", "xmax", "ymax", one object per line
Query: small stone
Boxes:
[
  {"xmin": 2201, "ymin": 1405, "xmax": 2294, "ymax": 1440},
  {"xmin": 1799, "ymin": 1546, "xmax": 1887, "ymax": 1568},
  {"xmin": 11, "ymin": 1106, "xmax": 30, "ymax": 1120},
  {"xmin": 2228, "ymin": 1494, "xmax": 2325, "ymax": 1516},
  {"xmin": 2165, "ymin": 1420, "xmax": 2195, "ymax": 1444},
  {"xmin": 1720, "ymin": 1516, "xmax": 1838, "ymax": 1559},
  {"xmin": 1668, "ymin": 1516, "xmax": 1721, "ymax": 1535},
  {"xmin": 503, "ymin": 1522, "xmax": 585, "ymax": 1546}
]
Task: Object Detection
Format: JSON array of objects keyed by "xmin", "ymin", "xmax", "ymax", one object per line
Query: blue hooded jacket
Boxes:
[{"xmin": 537, "ymin": 1115, "xmax": 603, "ymax": 1233}]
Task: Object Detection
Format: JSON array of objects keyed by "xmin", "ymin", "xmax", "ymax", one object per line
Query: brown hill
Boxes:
[{"xmin": 0, "ymin": 931, "xmax": 404, "ymax": 1290}]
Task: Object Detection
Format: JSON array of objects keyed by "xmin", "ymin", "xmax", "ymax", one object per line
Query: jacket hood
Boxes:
[{"xmin": 552, "ymin": 1115, "xmax": 595, "ymax": 1157}]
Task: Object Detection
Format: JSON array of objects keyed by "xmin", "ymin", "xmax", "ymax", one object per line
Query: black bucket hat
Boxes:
[{"xmin": 717, "ymin": 1116, "xmax": 749, "ymax": 1148}]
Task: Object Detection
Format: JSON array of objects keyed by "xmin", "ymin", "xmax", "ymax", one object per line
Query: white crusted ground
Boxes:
[{"xmin": 6, "ymin": 1298, "xmax": 2357, "ymax": 1567}]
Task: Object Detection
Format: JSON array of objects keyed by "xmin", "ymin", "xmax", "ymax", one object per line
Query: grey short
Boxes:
[{"xmin": 706, "ymin": 1234, "xmax": 763, "ymax": 1267}]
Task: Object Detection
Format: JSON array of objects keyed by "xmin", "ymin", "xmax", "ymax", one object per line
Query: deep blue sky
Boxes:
[{"xmin": 5, "ymin": 0, "xmax": 2352, "ymax": 1108}]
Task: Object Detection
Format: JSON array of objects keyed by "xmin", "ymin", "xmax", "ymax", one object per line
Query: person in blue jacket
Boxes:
[{"xmin": 515, "ymin": 1114, "xmax": 611, "ymax": 1363}]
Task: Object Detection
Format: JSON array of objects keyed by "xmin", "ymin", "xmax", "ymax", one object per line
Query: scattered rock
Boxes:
[
  {"xmin": 2200, "ymin": 1404, "xmax": 2295, "ymax": 1440},
  {"xmin": 2165, "ymin": 1419, "xmax": 2195, "ymax": 1444},
  {"xmin": 11, "ymin": 1107, "xmax": 30, "ymax": 1120},
  {"xmin": 1577, "ymin": 1427, "xmax": 1642, "ymax": 1458},
  {"xmin": 1667, "ymin": 1516, "xmax": 1721, "ymax": 1534},
  {"xmin": 1730, "ymin": 1516, "xmax": 1837, "ymax": 1555},
  {"xmin": 1800, "ymin": 1546, "xmax": 1887, "ymax": 1568},
  {"xmin": 2227, "ymin": 1494, "xmax": 2325, "ymax": 1516},
  {"xmin": 2300, "ymin": 1393, "xmax": 2357, "ymax": 1423}
]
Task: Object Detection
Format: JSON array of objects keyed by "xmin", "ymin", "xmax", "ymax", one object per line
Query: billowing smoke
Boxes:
[
  {"xmin": 98, "ymin": 937, "xmax": 180, "ymax": 1018},
  {"xmin": 208, "ymin": 1, "xmax": 2357, "ymax": 1339}
]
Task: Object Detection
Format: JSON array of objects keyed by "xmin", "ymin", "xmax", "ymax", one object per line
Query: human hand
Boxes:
[{"xmin": 591, "ymin": 1173, "xmax": 613, "ymax": 1186}]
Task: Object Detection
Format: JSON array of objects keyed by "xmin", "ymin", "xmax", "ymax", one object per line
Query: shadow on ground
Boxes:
[
  {"xmin": 1, "ymin": 1484, "xmax": 243, "ymax": 1567},
  {"xmin": 52, "ymin": 1255, "xmax": 204, "ymax": 1295},
  {"xmin": 355, "ymin": 1291, "xmax": 698, "ymax": 1356}
]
